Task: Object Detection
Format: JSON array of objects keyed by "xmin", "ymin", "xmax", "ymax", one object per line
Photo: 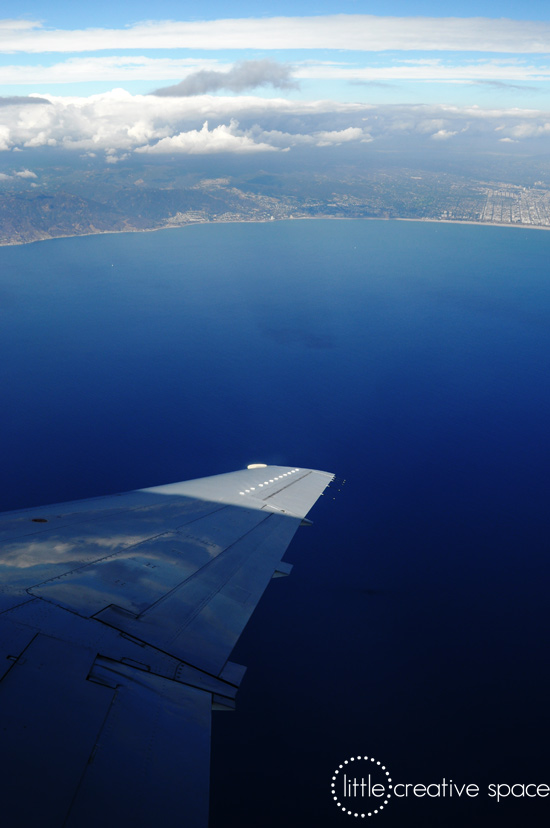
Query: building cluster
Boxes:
[{"xmin": 478, "ymin": 186, "xmax": 550, "ymax": 226}]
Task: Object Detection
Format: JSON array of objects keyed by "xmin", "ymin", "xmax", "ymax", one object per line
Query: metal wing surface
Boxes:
[{"xmin": 0, "ymin": 464, "xmax": 333, "ymax": 827}]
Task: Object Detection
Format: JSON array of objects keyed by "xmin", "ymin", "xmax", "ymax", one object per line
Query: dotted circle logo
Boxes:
[{"xmin": 331, "ymin": 756, "xmax": 392, "ymax": 818}]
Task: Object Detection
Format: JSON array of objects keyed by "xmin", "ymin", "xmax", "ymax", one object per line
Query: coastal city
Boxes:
[{"xmin": 1, "ymin": 163, "xmax": 550, "ymax": 245}]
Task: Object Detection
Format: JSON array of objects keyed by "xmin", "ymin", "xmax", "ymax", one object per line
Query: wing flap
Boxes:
[
  {"xmin": 95, "ymin": 510, "xmax": 301, "ymax": 675},
  {"xmin": 0, "ymin": 632, "xmax": 211, "ymax": 828},
  {"xmin": 0, "ymin": 634, "xmax": 116, "ymax": 827},
  {"xmin": 67, "ymin": 659, "xmax": 211, "ymax": 828}
]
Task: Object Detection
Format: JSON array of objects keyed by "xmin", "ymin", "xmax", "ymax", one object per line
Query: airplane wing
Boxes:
[{"xmin": 0, "ymin": 464, "xmax": 333, "ymax": 827}]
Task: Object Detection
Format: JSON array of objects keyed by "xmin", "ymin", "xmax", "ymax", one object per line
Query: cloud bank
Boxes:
[
  {"xmin": 0, "ymin": 90, "xmax": 549, "ymax": 156},
  {"xmin": 2, "ymin": 16, "xmax": 550, "ymax": 54},
  {"xmin": 4, "ymin": 55, "xmax": 549, "ymax": 88}
]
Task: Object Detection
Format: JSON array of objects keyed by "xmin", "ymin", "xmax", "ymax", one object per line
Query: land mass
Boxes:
[{"xmin": 2, "ymin": 156, "xmax": 550, "ymax": 245}]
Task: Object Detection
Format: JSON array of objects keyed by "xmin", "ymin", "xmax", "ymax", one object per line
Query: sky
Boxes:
[{"xmin": 1, "ymin": 1, "xmax": 550, "ymax": 161}]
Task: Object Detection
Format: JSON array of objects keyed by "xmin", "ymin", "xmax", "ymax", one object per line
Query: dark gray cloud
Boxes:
[
  {"xmin": 0, "ymin": 96, "xmax": 52, "ymax": 107},
  {"xmin": 153, "ymin": 60, "xmax": 298, "ymax": 97}
]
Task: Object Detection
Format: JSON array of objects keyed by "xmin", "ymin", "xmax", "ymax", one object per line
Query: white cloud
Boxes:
[
  {"xmin": 0, "ymin": 89, "xmax": 550, "ymax": 156},
  {"xmin": 296, "ymin": 59, "xmax": 550, "ymax": 83},
  {"xmin": 136, "ymin": 120, "xmax": 279, "ymax": 154},
  {"xmin": 506, "ymin": 121, "xmax": 550, "ymax": 138},
  {"xmin": 1, "ymin": 16, "xmax": 550, "ymax": 55},
  {"xmin": 431, "ymin": 129, "xmax": 458, "ymax": 140},
  {"xmin": 248, "ymin": 124, "xmax": 372, "ymax": 148},
  {"xmin": 314, "ymin": 127, "xmax": 366, "ymax": 146},
  {"xmin": 0, "ymin": 89, "xmax": 366, "ymax": 153},
  {"xmin": 14, "ymin": 168, "xmax": 37, "ymax": 177},
  {"xmin": 0, "ymin": 56, "xmax": 223, "ymax": 85},
  {"xmin": 2, "ymin": 54, "xmax": 549, "ymax": 90},
  {"xmin": 105, "ymin": 151, "xmax": 129, "ymax": 163},
  {"xmin": 0, "ymin": 124, "xmax": 10, "ymax": 150}
]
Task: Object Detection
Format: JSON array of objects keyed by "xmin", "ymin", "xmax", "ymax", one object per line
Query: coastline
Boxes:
[{"xmin": 2, "ymin": 213, "xmax": 550, "ymax": 249}]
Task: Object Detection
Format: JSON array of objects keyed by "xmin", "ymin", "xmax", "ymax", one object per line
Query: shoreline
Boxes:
[{"xmin": 2, "ymin": 213, "xmax": 550, "ymax": 249}]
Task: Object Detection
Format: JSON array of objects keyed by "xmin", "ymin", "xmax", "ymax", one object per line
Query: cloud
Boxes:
[
  {"xmin": 314, "ymin": 127, "xmax": 368, "ymax": 146},
  {"xmin": 249, "ymin": 125, "xmax": 371, "ymax": 148},
  {"xmin": 0, "ymin": 95, "xmax": 51, "ymax": 106},
  {"xmin": 472, "ymin": 79, "xmax": 539, "ymax": 91},
  {"xmin": 0, "ymin": 56, "xmax": 222, "ymax": 86},
  {"xmin": 4, "ymin": 56, "xmax": 550, "ymax": 91},
  {"xmin": 105, "ymin": 150, "xmax": 129, "ymax": 163},
  {"xmin": 153, "ymin": 60, "xmax": 298, "ymax": 96},
  {"xmin": 1, "ymin": 54, "xmax": 549, "ymax": 90},
  {"xmin": 0, "ymin": 124, "xmax": 10, "ymax": 150},
  {"xmin": 348, "ymin": 80, "xmax": 396, "ymax": 88},
  {"xmin": 0, "ymin": 89, "xmax": 366, "ymax": 154},
  {"xmin": 0, "ymin": 168, "xmax": 38, "ymax": 180},
  {"xmin": 431, "ymin": 129, "xmax": 458, "ymax": 140},
  {"xmin": 505, "ymin": 121, "xmax": 550, "ymax": 139},
  {"xmin": 295, "ymin": 59, "xmax": 550, "ymax": 83},
  {"xmin": 136, "ymin": 120, "xmax": 280, "ymax": 154},
  {"xmin": 2, "ymin": 16, "xmax": 550, "ymax": 54},
  {"xmin": 1, "ymin": 89, "xmax": 550, "ymax": 156}
]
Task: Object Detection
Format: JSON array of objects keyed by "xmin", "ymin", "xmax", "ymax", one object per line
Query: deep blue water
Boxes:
[{"xmin": 0, "ymin": 219, "xmax": 549, "ymax": 827}]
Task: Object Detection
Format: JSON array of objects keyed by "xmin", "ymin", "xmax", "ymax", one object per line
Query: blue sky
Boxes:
[
  {"xmin": 1, "ymin": 2, "xmax": 550, "ymax": 161},
  {"xmin": 2, "ymin": 2, "xmax": 550, "ymax": 106},
  {"xmin": 6, "ymin": 1, "xmax": 550, "ymax": 26}
]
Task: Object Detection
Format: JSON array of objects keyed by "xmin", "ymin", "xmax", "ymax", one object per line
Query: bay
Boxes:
[{"xmin": 0, "ymin": 218, "xmax": 549, "ymax": 827}]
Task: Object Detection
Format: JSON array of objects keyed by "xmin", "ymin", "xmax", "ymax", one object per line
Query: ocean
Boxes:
[{"xmin": 0, "ymin": 219, "xmax": 548, "ymax": 827}]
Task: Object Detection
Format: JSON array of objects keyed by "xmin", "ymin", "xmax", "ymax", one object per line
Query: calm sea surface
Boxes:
[{"xmin": 0, "ymin": 219, "xmax": 548, "ymax": 826}]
